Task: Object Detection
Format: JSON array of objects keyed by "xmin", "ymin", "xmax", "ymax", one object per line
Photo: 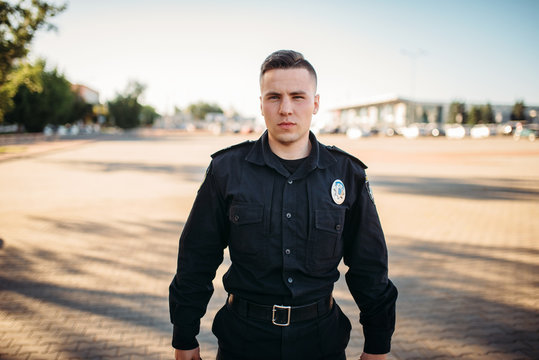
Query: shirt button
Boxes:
[
  {"xmin": 288, "ymin": 180, "xmax": 293, "ymax": 184},
  {"xmin": 335, "ymin": 224, "xmax": 341, "ymax": 231},
  {"xmin": 286, "ymin": 213, "xmax": 292, "ymax": 219},
  {"xmin": 287, "ymin": 277, "xmax": 294, "ymax": 284},
  {"xmin": 233, "ymin": 215, "xmax": 240, "ymax": 222},
  {"xmin": 285, "ymin": 249, "xmax": 291, "ymax": 255}
]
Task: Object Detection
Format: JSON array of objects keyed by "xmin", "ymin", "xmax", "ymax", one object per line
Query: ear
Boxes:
[
  {"xmin": 313, "ymin": 94, "xmax": 320, "ymax": 114},
  {"xmin": 259, "ymin": 96, "xmax": 264, "ymax": 116}
]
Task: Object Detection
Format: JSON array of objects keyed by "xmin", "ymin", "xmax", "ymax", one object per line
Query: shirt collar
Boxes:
[{"xmin": 245, "ymin": 130, "xmax": 337, "ymax": 178}]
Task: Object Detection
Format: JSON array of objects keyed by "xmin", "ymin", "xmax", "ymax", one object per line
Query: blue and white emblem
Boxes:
[{"xmin": 331, "ymin": 179, "xmax": 346, "ymax": 205}]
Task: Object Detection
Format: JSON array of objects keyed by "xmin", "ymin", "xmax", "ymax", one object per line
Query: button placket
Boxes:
[{"xmin": 282, "ymin": 175, "xmax": 298, "ymax": 290}]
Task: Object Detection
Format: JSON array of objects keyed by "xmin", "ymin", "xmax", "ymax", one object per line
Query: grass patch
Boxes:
[{"xmin": 0, "ymin": 146, "xmax": 27, "ymax": 154}]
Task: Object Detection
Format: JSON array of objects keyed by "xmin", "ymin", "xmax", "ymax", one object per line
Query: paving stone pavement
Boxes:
[{"xmin": 1, "ymin": 131, "xmax": 538, "ymax": 360}]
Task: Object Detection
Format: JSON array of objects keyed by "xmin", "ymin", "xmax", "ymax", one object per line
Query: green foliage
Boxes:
[
  {"xmin": 480, "ymin": 103, "xmax": 494, "ymax": 124},
  {"xmin": 467, "ymin": 106, "xmax": 481, "ymax": 126},
  {"xmin": 107, "ymin": 81, "xmax": 146, "ymax": 129},
  {"xmin": 71, "ymin": 95, "xmax": 94, "ymax": 123},
  {"xmin": 447, "ymin": 101, "xmax": 466, "ymax": 124},
  {"xmin": 0, "ymin": 0, "xmax": 66, "ymax": 122},
  {"xmin": 5, "ymin": 61, "xmax": 76, "ymax": 132},
  {"xmin": 187, "ymin": 101, "xmax": 223, "ymax": 120},
  {"xmin": 0, "ymin": 60, "xmax": 44, "ymax": 121},
  {"xmin": 108, "ymin": 96, "xmax": 141, "ymax": 129},
  {"xmin": 0, "ymin": 0, "xmax": 66, "ymax": 77},
  {"xmin": 510, "ymin": 100, "xmax": 526, "ymax": 121},
  {"xmin": 140, "ymin": 105, "xmax": 159, "ymax": 126}
]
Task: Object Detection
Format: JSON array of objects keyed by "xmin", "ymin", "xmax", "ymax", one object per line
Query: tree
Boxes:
[
  {"xmin": 5, "ymin": 60, "xmax": 76, "ymax": 132},
  {"xmin": 510, "ymin": 100, "xmax": 527, "ymax": 121},
  {"xmin": 107, "ymin": 81, "xmax": 146, "ymax": 129},
  {"xmin": 0, "ymin": 0, "xmax": 67, "ymax": 122},
  {"xmin": 140, "ymin": 105, "xmax": 159, "ymax": 126},
  {"xmin": 480, "ymin": 103, "xmax": 494, "ymax": 124},
  {"xmin": 467, "ymin": 106, "xmax": 481, "ymax": 126},
  {"xmin": 187, "ymin": 101, "xmax": 223, "ymax": 120},
  {"xmin": 0, "ymin": 60, "xmax": 43, "ymax": 121},
  {"xmin": 71, "ymin": 94, "xmax": 94, "ymax": 123},
  {"xmin": 447, "ymin": 101, "xmax": 466, "ymax": 124}
]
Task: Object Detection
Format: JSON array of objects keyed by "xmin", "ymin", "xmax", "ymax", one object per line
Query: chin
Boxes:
[{"xmin": 273, "ymin": 132, "xmax": 300, "ymax": 144}]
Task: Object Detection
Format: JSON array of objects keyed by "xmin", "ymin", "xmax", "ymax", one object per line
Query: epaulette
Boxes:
[
  {"xmin": 211, "ymin": 140, "xmax": 255, "ymax": 158},
  {"xmin": 326, "ymin": 145, "xmax": 368, "ymax": 169}
]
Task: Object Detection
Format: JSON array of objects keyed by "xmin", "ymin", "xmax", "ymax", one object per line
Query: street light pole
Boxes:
[{"xmin": 401, "ymin": 48, "xmax": 426, "ymax": 124}]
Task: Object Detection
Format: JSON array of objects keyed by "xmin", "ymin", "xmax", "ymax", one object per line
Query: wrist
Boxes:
[{"xmin": 360, "ymin": 352, "xmax": 387, "ymax": 360}]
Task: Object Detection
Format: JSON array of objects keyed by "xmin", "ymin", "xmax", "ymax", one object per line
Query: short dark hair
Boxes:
[{"xmin": 260, "ymin": 50, "xmax": 317, "ymax": 87}]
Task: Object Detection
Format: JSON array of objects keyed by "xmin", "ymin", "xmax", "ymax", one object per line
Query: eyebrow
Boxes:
[{"xmin": 264, "ymin": 90, "xmax": 308, "ymax": 97}]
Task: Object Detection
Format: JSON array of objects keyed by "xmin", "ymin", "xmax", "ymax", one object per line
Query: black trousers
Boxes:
[{"xmin": 212, "ymin": 300, "xmax": 351, "ymax": 360}]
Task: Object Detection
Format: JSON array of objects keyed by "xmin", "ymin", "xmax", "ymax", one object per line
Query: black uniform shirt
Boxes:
[{"xmin": 169, "ymin": 131, "xmax": 397, "ymax": 354}]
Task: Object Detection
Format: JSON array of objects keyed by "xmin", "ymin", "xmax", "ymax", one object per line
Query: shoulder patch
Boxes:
[
  {"xmin": 326, "ymin": 145, "xmax": 368, "ymax": 169},
  {"xmin": 211, "ymin": 140, "xmax": 254, "ymax": 158}
]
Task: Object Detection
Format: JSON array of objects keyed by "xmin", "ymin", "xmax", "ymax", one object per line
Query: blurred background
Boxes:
[
  {"xmin": 1, "ymin": 1, "xmax": 539, "ymax": 360},
  {"xmin": 1, "ymin": 0, "xmax": 538, "ymax": 139}
]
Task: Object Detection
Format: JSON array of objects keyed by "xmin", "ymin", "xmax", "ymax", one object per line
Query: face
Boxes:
[{"xmin": 260, "ymin": 68, "xmax": 319, "ymax": 147}]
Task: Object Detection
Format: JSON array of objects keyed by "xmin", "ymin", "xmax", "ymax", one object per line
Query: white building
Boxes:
[
  {"xmin": 71, "ymin": 84, "xmax": 100, "ymax": 105},
  {"xmin": 331, "ymin": 95, "xmax": 539, "ymax": 133}
]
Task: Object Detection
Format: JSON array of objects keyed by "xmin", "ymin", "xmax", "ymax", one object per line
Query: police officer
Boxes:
[{"xmin": 169, "ymin": 50, "xmax": 397, "ymax": 360}]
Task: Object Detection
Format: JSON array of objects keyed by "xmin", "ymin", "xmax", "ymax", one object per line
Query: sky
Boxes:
[{"xmin": 30, "ymin": 0, "xmax": 539, "ymax": 119}]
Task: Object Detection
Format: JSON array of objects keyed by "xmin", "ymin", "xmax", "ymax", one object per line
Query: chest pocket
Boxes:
[
  {"xmin": 228, "ymin": 203, "xmax": 265, "ymax": 259},
  {"xmin": 308, "ymin": 209, "xmax": 346, "ymax": 272}
]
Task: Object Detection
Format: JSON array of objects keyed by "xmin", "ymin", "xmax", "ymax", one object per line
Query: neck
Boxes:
[{"xmin": 267, "ymin": 133, "xmax": 311, "ymax": 160}]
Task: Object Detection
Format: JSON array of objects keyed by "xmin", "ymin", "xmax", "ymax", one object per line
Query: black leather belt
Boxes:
[{"xmin": 227, "ymin": 294, "xmax": 334, "ymax": 326}]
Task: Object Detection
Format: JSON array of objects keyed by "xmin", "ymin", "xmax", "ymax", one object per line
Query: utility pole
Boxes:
[{"xmin": 401, "ymin": 48, "xmax": 426, "ymax": 124}]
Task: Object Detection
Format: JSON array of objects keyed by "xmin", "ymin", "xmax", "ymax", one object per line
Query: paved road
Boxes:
[{"xmin": 1, "ymin": 132, "xmax": 538, "ymax": 360}]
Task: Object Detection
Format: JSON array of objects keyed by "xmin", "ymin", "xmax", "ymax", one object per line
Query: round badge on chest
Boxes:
[{"xmin": 331, "ymin": 179, "xmax": 346, "ymax": 205}]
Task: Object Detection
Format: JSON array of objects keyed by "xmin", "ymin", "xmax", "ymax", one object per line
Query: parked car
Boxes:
[
  {"xmin": 499, "ymin": 121, "xmax": 523, "ymax": 136},
  {"xmin": 513, "ymin": 124, "xmax": 538, "ymax": 142},
  {"xmin": 445, "ymin": 124, "xmax": 466, "ymax": 139},
  {"xmin": 470, "ymin": 125, "xmax": 490, "ymax": 139},
  {"xmin": 401, "ymin": 124, "xmax": 421, "ymax": 139},
  {"xmin": 376, "ymin": 126, "xmax": 401, "ymax": 137},
  {"xmin": 425, "ymin": 123, "xmax": 445, "ymax": 137}
]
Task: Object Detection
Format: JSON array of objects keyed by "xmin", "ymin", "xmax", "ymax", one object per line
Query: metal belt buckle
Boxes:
[{"xmin": 272, "ymin": 304, "xmax": 291, "ymax": 326}]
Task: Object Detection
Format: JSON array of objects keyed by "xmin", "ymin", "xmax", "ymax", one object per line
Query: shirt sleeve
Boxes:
[
  {"xmin": 342, "ymin": 172, "xmax": 398, "ymax": 355},
  {"xmin": 169, "ymin": 162, "xmax": 228, "ymax": 350}
]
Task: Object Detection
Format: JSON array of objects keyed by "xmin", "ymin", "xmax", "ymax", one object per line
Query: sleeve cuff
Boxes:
[
  {"xmin": 172, "ymin": 325, "xmax": 200, "ymax": 350},
  {"xmin": 363, "ymin": 327, "xmax": 392, "ymax": 354}
]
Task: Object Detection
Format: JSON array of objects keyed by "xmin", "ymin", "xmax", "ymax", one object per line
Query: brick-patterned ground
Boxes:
[{"xmin": 1, "ymin": 132, "xmax": 538, "ymax": 360}]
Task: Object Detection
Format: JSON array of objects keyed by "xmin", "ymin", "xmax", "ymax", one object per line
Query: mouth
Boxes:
[{"xmin": 278, "ymin": 121, "xmax": 296, "ymax": 129}]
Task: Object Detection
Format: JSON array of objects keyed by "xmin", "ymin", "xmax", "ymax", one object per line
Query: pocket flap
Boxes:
[
  {"xmin": 229, "ymin": 204, "xmax": 263, "ymax": 225},
  {"xmin": 315, "ymin": 209, "xmax": 345, "ymax": 233}
]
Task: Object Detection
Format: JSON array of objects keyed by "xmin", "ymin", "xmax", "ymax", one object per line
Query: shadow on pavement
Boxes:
[
  {"xmin": 371, "ymin": 175, "xmax": 539, "ymax": 201},
  {"xmin": 0, "ymin": 218, "xmax": 184, "ymax": 359},
  {"xmin": 2, "ymin": 209, "xmax": 538, "ymax": 358},
  {"xmin": 387, "ymin": 236, "xmax": 539, "ymax": 359},
  {"xmin": 44, "ymin": 159, "xmax": 207, "ymax": 183}
]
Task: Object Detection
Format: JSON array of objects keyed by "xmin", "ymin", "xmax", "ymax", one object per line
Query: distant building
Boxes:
[
  {"xmin": 71, "ymin": 84, "xmax": 100, "ymax": 105},
  {"xmin": 331, "ymin": 95, "xmax": 539, "ymax": 132}
]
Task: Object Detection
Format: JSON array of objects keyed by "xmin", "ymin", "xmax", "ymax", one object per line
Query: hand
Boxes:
[
  {"xmin": 174, "ymin": 347, "xmax": 201, "ymax": 360},
  {"xmin": 360, "ymin": 352, "xmax": 387, "ymax": 360}
]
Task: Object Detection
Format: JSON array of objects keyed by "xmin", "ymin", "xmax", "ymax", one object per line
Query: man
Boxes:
[{"xmin": 169, "ymin": 50, "xmax": 397, "ymax": 360}]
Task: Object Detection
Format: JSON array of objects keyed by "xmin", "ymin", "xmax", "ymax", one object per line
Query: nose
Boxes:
[{"xmin": 279, "ymin": 97, "xmax": 293, "ymax": 116}]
